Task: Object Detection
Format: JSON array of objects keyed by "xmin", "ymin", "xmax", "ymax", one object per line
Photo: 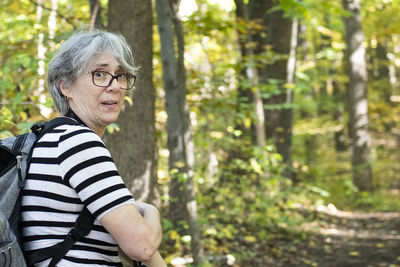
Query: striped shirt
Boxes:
[{"xmin": 21, "ymin": 122, "xmax": 135, "ymax": 266}]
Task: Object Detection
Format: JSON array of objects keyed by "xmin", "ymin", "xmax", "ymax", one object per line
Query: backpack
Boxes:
[
  {"xmin": 1, "ymin": 117, "xmax": 147, "ymax": 267},
  {"xmin": 0, "ymin": 117, "xmax": 95, "ymax": 267}
]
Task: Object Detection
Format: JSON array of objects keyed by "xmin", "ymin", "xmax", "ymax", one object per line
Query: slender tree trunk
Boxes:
[
  {"xmin": 332, "ymin": 78, "xmax": 347, "ymax": 152},
  {"xmin": 35, "ymin": 0, "xmax": 54, "ymax": 118},
  {"xmin": 342, "ymin": 0, "xmax": 372, "ymax": 191},
  {"xmin": 376, "ymin": 42, "xmax": 392, "ymax": 105},
  {"xmin": 48, "ymin": 0, "xmax": 57, "ymax": 50},
  {"xmin": 89, "ymin": 0, "xmax": 102, "ymax": 29},
  {"xmin": 106, "ymin": 0, "xmax": 159, "ymax": 205},
  {"xmin": 155, "ymin": 0, "xmax": 204, "ymax": 265},
  {"xmin": 249, "ymin": 0, "xmax": 297, "ymax": 179}
]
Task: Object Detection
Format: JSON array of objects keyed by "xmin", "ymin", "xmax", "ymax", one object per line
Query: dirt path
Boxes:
[{"xmin": 264, "ymin": 207, "xmax": 400, "ymax": 267}]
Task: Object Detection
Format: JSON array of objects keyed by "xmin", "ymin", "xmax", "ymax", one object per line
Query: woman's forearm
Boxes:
[{"xmin": 136, "ymin": 202, "xmax": 162, "ymax": 248}]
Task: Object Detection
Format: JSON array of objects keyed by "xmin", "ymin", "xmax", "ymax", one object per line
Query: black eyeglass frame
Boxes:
[{"xmin": 90, "ymin": 70, "xmax": 136, "ymax": 90}]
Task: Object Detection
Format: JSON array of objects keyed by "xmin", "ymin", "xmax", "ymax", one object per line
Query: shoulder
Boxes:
[
  {"xmin": 37, "ymin": 123, "xmax": 106, "ymax": 156},
  {"xmin": 37, "ymin": 120, "xmax": 103, "ymax": 146}
]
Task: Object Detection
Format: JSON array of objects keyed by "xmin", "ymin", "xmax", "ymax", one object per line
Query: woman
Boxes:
[{"xmin": 21, "ymin": 30, "xmax": 165, "ymax": 266}]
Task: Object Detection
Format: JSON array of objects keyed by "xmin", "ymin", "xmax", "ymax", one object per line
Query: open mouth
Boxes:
[
  {"xmin": 101, "ymin": 100, "xmax": 119, "ymax": 108},
  {"xmin": 101, "ymin": 100, "xmax": 118, "ymax": 106}
]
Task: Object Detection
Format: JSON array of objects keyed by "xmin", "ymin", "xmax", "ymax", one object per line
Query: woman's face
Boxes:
[{"xmin": 61, "ymin": 52, "xmax": 127, "ymax": 136}]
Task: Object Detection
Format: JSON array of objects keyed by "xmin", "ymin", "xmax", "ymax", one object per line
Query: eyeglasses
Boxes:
[{"xmin": 90, "ymin": 70, "xmax": 136, "ymax": 90}]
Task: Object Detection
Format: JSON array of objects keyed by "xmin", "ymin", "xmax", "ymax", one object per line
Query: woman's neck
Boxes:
[{"xmin": 65, "ymin": 110, "xmax": 105, "ymax": 137}]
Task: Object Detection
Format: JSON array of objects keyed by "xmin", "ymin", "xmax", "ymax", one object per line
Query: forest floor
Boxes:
[{"xmin": 254, "ymin": 206, "xmax": 400, "ymax": 267}]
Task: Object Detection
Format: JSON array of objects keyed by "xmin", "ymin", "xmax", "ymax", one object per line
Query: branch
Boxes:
[{"xmin": 29, "ymin": 0, "xmax": 77, "ymax": 29}]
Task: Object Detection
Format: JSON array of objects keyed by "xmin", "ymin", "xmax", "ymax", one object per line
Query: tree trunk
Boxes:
[
  {"xmin": 249, "ymin": 0, "xmax": 297, "ymax": 179},
  {"xmin": 155, "ymin": 0, "xmax": 204, "ymax": 265},
  {"xmin": 234, "ymin": 0, "xmax": 266, "ymax": 148},
  {"xmin": 332, "ymin": 78, "xmax": 347, "ymax": 152},
  {"xmin": 89, "ymin": 0, "xmax": 102, "ymax": 29},
  {"xmin": 342, "ymin": 0, "xmax": 372, "ymax": 191},
  {"xmin": 375, "ymin": 42, "xmax": 392, "ymax": 105},
  {"xmin": 105, "ymin": 0, "xmax": 159, "ymax": 205}
]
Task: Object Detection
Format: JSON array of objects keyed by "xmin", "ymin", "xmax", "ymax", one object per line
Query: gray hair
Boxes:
[{"xmin": 47, "ymin": 29, "xmax": 138, "ymax": 115}]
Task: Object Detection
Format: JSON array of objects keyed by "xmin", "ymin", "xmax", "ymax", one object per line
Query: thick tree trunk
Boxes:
[
  {"xmin": 342, "ymin": 0, "xmax": 372, "ymax": 191},
  {"xmin": 105, "ymin": 0, "xmax": 159, "ymax": 205},
  {"xmin": 249, "ymin": 0, "xmax": 297, "ymax": 179},
  {"xmin": 155, "ymin": 0, "xmax": 204, "ymax": 265}
]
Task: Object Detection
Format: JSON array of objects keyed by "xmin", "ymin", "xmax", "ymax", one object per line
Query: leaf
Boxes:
[
  {"xmin": 244, "ymin": 236, "xmax": 257, "ymax": 243},
  {"xmin": 349, "ymin": 251, "xmax": 359, "ymax": 256}
]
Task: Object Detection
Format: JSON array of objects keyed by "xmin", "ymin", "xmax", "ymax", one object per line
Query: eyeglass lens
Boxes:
[{"xmin": 92, "ymin": 71, "xmax": 135, "ymax": 90}]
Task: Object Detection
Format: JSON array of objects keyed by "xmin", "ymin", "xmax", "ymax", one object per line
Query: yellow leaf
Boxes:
[
  {"xmin": 124, "ymin": 96, "xmax": 133, "ymax": 106},
  {"xmin": 169, "ymin": 230, "xmax": 180, "ymax": 240},
  {"xmin": 376, "ymin": 243, "xmax": 385, "ymax": 248},
  {"xmin": 20, "ymin": 111, "xmax": 28, "ymax": 121},
  {"xmin": 349, "ymin": 251, "xmax": 359, "ymax": 256},
  {"xmin": 244, "ymin": 236, "xmax": 257, "ymax": 243}
]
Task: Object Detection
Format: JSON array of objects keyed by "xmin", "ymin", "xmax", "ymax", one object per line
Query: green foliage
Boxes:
[{"xmin": 0, "ymin": 0, "xmax": 90, "ymax": 134}]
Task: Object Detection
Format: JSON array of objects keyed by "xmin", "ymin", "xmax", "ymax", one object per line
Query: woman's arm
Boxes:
[{"xmin": 100, "ymin": 203, "xmax": 162, "ymax": 262}]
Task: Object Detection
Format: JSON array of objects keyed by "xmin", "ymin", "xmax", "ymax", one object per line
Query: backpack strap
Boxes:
[
  {"xmin": 12, "ymin": 133, "xmax": 28, "ymax": 152},
  {"xmin": 26, "ymin": 207, "xmax": 95, "ymax": 266},
  {"xmin": 31, "ymin": 117, "xmax": 80, "ymax": 139}
]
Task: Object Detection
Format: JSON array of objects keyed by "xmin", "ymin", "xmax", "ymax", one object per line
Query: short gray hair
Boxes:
[{"xmin": 47, "ymin": 29, "xmax": 138, "ymax": 115}]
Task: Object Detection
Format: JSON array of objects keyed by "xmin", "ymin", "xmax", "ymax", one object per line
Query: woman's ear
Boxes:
[{"xmin": 58, "ymin": 80, "xmax": 70, "ymax": 98}]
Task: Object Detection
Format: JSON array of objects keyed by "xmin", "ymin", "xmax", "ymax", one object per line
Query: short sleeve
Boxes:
[{"xmin": 57, "ymin": 126, "xmax": 135, "ymax": 220}]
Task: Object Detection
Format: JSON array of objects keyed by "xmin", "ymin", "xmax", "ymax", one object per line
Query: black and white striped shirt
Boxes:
[{"xmin": 21, "ymin": 123, "xmax": 135, "ymax": 266}]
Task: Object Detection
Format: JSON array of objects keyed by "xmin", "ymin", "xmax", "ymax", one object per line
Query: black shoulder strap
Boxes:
[
  {"xmin": 12, "ymin": 133, "xmax": 28, "ymax": 152},
  {"xmin": 31, "ymin": 117, "xmax": 80, "ymax": 139},
  {"xmin": 26, "ymin": 207, "xmax": 95, "ymax": 266}
]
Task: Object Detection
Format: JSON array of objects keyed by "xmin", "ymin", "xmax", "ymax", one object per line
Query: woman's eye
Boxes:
[{"xmin": 94, "ymin": 71, "xmax": 105, "ymax": 77}]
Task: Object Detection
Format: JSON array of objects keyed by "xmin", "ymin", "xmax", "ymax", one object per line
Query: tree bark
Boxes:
[
  {"xmin": 105, "ymin": 0, "xmax": 159, "ymax": 205},
  {"xmin": 249, "ymin": 0, "xmax": 297, "ymax": 179},
  {"xmin": 234, "ymin": 0, "xmax": 266, "ymax": 149},
  {"xmin": 89, "ymin": 0, "xmax": 102, "ymax": 29},
  {"xmin": 342, "ymin": 0, "xmax": 372, "ymax": 191},
  {"xmin": 155, "ymin": 0, "xmax": 204, "ymax": 265}
]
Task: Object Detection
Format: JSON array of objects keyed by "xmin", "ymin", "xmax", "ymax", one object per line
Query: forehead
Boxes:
[{"xmin": 88, "ymin": 52, "xmax": 122, "ymax": 69}]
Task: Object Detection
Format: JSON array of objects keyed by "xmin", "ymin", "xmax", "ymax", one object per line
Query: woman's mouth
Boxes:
[{"xmin": 101, "ymin": 100, "xmax": 118, "ymax": 108}]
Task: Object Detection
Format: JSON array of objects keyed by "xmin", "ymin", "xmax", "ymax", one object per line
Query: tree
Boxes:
[
  {"xmin": 249, "ymin": 0, "xmax": 298, "ymax": 179},
  {"xmin": 234, "ymin": 0, "xmax": 266, "ymax": 149},
  {"xmin": 342, "ymin": 0, "xmax": 372, "ymax": 191},
  {"xmin": 89, "ymin": 0, "xmax": 103, "ymax": 30},
  {"xmin": 155, "ymin": 0, "xmax": 204, "ymax": 265},
  {"xmin": 105, "ymin": 0, "xmax": 160, "ymax": 205}
]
